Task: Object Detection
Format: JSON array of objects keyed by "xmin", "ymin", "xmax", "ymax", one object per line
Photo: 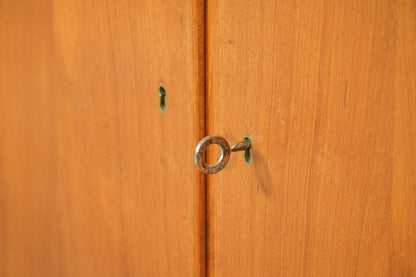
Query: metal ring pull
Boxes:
[{"xmin": 194, "ymin": 135, "xmax": 252, "ymax": 174}]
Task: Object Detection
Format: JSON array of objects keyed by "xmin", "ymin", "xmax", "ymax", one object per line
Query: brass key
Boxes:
[{"xmin": 194, "ymin": 135, "xmax": 252, "ymax": 174}]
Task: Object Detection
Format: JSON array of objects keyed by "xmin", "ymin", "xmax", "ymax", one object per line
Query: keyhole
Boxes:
[
  {"xmin": 159, "ymin": 84, "xmax": 167, "ymax": 113},
  {"xmin": 243, "ymin": 135, "xmax": 252, "ymax": 165}
]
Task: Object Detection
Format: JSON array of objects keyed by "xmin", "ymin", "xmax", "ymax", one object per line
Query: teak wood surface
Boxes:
[
  {"xmin": 0, "ymin": 0, "xmax": 205, "ymax": 276},
  {"xmin": 207, "ymin": 0, "xmax": 416, "ymax": 276},
  {"xmin": 1, "ymin": 0, "xmax": 416, "ymax": 276}
]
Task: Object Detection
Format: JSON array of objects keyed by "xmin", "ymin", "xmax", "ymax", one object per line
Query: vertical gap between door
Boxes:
[
  {"xmin": 204, "ymin": 0, "xmax": 214, "ymax": 276},
  {"xmin": 194, "ymin": 0, "xmax": 207, "ymax": 276}
]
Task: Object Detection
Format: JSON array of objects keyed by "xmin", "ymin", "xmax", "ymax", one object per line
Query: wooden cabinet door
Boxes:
[
  {"xmin": 207, "ymin": 0, "xmax": 416, "ymax": 276},
  {"xmin": 0, "ymin": 0, "xmax": 205, "ymax": 276}
]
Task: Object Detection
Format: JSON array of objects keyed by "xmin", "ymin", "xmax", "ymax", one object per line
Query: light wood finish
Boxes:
[
  {"xmin": 207, "ymin": 0, "xmax": 416, "ymax": 276},
  {"xmin": 0, "ymin": 0, "xmax": 205, "ymax": 276}
]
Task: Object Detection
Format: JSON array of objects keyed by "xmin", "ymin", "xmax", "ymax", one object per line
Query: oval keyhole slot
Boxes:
[
  {"xmin": 159, "ymin": 84, "xmax": 167, "ymax": 113},
  {"xmin": 243, "ymin": 135, "xmax": 252, "ymax": 165}
]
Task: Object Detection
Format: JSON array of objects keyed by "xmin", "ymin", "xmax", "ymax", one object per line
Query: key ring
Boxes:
[
  {"xmin": 194, "ymin": 135, "xmax": 252, "ymax": 174},
  {"xmin": 194, "ymin": 135, "xmax": 231, "ymax": 174}
]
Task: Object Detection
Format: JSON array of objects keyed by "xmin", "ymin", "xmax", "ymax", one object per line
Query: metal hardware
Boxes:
[
  {"xmin": 194, "ymin": 135, "xmax": 252, "ymax": 174},
  {"xmin": 242, "ymin": 135, "xmax": 253, "ymax": 165},
  {"xmin": 230, "ymin": 139, "xmax": 251, "ymax": 152},
  {"xmin": 158, "ymin": 84, "xmax": 167, "ymax": 113}
]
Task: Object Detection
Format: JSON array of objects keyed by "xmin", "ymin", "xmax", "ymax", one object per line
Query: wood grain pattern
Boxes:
[
  {"xmin": 207, "ymin": 0, "xmax": 416, "ymax": 276},
  {"xmin": 0, "ymin": 0, "xmax": 205, "ymax": 276}
]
